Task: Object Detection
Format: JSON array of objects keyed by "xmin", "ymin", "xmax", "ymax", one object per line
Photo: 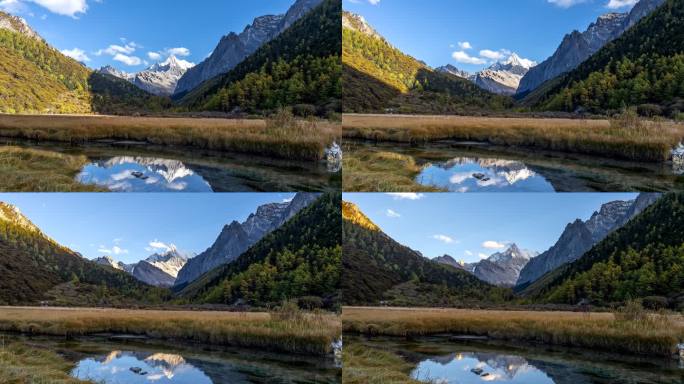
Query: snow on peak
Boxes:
[{"xmin": 503, "ymin": 53, "xmax": 537, "ymax": 69}]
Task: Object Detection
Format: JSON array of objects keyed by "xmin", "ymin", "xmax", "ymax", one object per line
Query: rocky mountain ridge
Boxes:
[
  {"xmin": 436, "ymin": 244, "xmax": 538, "ymax": 287},
  {"xmin": 174, "ymin": 0, "xmax": 323, "ymax": 95},
  {"xmin": 93, "ymin": 247, "xmax": 193, "ymax": 287},
  {"xmin": 517, "ymin": 0, "xmax": 665, "ymax": 95},
  {"xmin": 174, "ymin": 193, "xmax": 319, "ymax": 287},
  {"xmin": 516, "ymin": 193, "xmax": 661, "ymax": 287},
  {"xmin": 98, "ymin": 55, "xmax": 194, "ymax": 96}
]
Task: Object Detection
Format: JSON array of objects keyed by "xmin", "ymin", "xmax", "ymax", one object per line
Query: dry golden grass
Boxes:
[
  {"xmin": 343, "ymin": 343, "xmax": 422, "ymax": 384},
  {"xmin": 343, "ymin": 307, "xmax": 684, "ymax": 356},
  {"xmin": 0, "ymin": 114, "xmax": 340, "ymax": 161},
  {"xmin": 0, "ymin": 342, "xmax": 90, "ymax": 384},
  {"xmin": 0, "ymin": 307, "xmax": 341, "ymax": 355},
  {"xmin": 343, "ymin": 149, "xmax": 441, "ymax": 192},
  {"xmin": 343, "ymin": 114, "xmax": 684, "ymax": 162},
  {"xmin": 0, "ymin": 146, "xmax": 104, "ymax": 192}
]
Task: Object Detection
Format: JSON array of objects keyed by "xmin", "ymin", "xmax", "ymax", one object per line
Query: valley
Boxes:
[
  {"xmin": 0, "ymin": 0, "xmax": 341, "ymax": 192},
  {"xmin": 342, "ymin": 192, "xmax": 684, "ymax": 382},
  {"xmin": 0, "ymin": 192, "xmax": 342, "ymax": 382},
  {"xmin": 342, "ymin": 0, "xmax": 684, "ymax": 192}
]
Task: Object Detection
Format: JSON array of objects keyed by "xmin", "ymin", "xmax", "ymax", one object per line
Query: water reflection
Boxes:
[
  {"xmin": 72, "ymin": 351, "xmax": 214, "ymax": 383},
  {"xmin": 412, "ymin": 352, "xmax": 555, "ymax": 384},
  {"xmin": 77, "ymin": 157, "xmax": 213, "ymax": 192},
  {"xmin": 417, "ymin": 158, "xmax": 555, "ymax": 192}
]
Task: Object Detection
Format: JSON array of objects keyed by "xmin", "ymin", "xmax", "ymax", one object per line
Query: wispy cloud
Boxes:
[
  {"xmin": 606, "ymin": 0, "xmax": 637, "ymax": 8},
  {"xmin": 433, "ymin": 234, "xmax": 456, "ymax": 244},
  {"xmin": 386, "ymin": 209, "xmax": 401, "ymax": 218},
  {"xmin": 452, "ymin": 50, "xmax": 487, "ymax": 65},
  {"xmin": 61, "ymin": 47, "xmax": 90, "ymax": 62},
  {"xmin": 98, "ymin": 245, "xmax": 128, "ymax": 255},
  {"xmin": 482, "ymin": 240, "xmax": 507, "ymax": 249},
  {"xmin": 547, "ymin": 0, "xmax": 586, "ymax": 8},
  {"xmin": 387, "ymin": 193, "xmax": 425, "ymax": 200},
  {"xmin": 145, "ymin": 240, "xmax": 174, "ymax": 253}
]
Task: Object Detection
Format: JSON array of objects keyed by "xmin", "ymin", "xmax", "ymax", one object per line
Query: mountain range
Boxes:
[
  {"xmin": 517, "ymin": 193, "xmax": 660, "ymax": 289},
  {"xmin": 342, "ymin": 201, "xmax": 506, "ymax": 306},
  {"xmin": 437, "ymin": 53, "xmax": 537, "ymax": 96},
  {"xmin": 174, "ymin": 0, "xmax": 323, "ymax": 96},
  {"xmin": 518, "ymin": 0, "xmax": 665, "ymax": 96},
  {"xmin": 436, "ymin": 244, "xmax": 538, "ymax": 287},
  {"xmin": 0, "ymin": 0, "xmax": 340, "ymax": 116},
  {"xmin": 342, "ymin": 10, "xmax": 510, "ymax": 114},
  {"xmin": 0, "ymin": 202, "xmax": 153, "ymax": 306},
  {"xmin": 174, "ymin": 192, "xmax": 319, "ymax": 288},
  {"xmin": 99, "ymin": 56, "xmax": 195, "ymax": 96},
  {"xmin": 93, "ymin": 246, "xmax": 193, "ymax": 288}
]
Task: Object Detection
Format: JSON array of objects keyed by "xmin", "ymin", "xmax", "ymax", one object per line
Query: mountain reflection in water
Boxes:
[
  {"xmin": 412, "ymin": 352, "xmax": 554, "ymax": 384},
  {"xmin": 417, "ymin": 157, "xmax": 555, "ymax": 192},
  {"xmin": 77, "ymin": 157, "xmax": 213, "ymax": 192},
  {"xmin": 72, "ymin": 351, "xmax": 218, "ymax": 383}
]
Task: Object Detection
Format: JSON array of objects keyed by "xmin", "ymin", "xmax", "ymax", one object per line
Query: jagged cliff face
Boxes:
[
  {"xmin": 174, "ymin": 0, "xmax": 323, "ymax": 95},
  {"xmin": 174, "ymin": 193, "xmax": 319, "ymax": 286},
  {"xmin": 98, "ymin": 56, "xmax": 194, "ymax": 96},
  {"xmin": 0, "ymin": 11, "xmax": 40, "ymax": 40},
  {"xmin": 473, "ymin": 54, "xmax": 536, "ymax": 95},
  {"xmin": 436, "ymin": 244, "xmax": 538, "ymax": 287},
  {"xmin": 93, "ymin": 247, "xmax": 192, "ymax": 287},
  {"xmin": 436, "ymin": 64, "xmax": 471, "ymax": 79},
  {"xmin": 516, "ymin": 194, "xmax": 661, "ymax": 287},
  {"xmin": 342, "ymin": 11, "xmax": 381, "ymax": 39},
  {"xmin": 517, "ymin": 0, "xmax": 665, "ymax": 95}
]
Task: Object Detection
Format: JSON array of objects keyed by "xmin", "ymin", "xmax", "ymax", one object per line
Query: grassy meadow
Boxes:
[
  {"xmin": 0, "ymin": 307, "xmax": 341, "ymax": 356},
  {"xmin": 343, "ymin": 307, "xmax": 684, "ymax": 357},
  {"xmin": 0, "ymin": 113, "xmax": 341, "ymax": 161},
  {"xmin": 0, "ymin": 146, "xmax": 105, "ymax": 192},
  {"xmin": 0, "ymin": 342, "xmax": 90, "ymax": 384},
  {"xmin": 343, "ymin": 113, "xmax": 684, "ymax": 162}
]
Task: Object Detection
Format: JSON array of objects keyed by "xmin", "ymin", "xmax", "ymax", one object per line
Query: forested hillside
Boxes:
[
  {"xmin": 525, "ymin": 193, "xmax": 684, "ymax": 309},
  {"xmin": 0, "ymin": 12, "xmax": 170, "ymax": 115},
  {"xmin": 0, "ymin": 203, "xmax": 165, "ymax": 305},
  {"xmin": 528, "ymin": 0, "xmax": 684, "ymax": 117},
  {"xmin": 342, "ymin": 202, "xmax": 511, "ymax": 306},
  {"xmin": 179, "ymin": 0, "xmax": 341, "ymax": 117},
  {"xmin": 178, "ymin": 194, "xmax": 341, "ymax": 309},
  {"xmin": 342, "ymin": 12, "xmax": 512, "ymax": 114}
]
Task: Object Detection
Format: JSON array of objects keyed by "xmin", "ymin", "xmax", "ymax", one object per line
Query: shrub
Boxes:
[
  {"xmin": 298, "ymin": 296, "xmax": 324, "ymax": 310},
  {"xmin": 642, "ymin": 296, "xmax": 669, "ymax": 311},
  {"xmin": 637, "ymin": 104, "xmax": 663, "ymax": 117},
  {"xmin": 614, "ymin": 299, "xmax": 648, "ymax": 322}
]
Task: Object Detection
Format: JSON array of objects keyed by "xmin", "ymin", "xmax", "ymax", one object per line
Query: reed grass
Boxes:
[
  {"xmin": 0, "ymin": 114, "xmax": 341, "ymax": 161},
  {"xmin": 0, "ymin": 307, "xmax": 341, "ymax": 355},
  {"xmin": 343, "ymin": 307, "xmax": 684, "ymax": 357},
  {"xmin": 0, "ymin": 342, "xmax": 90, "ymax": 383},
  {"xmin": 0, "ymin": 146, "xmax": 104, "ymax": 192},
  {"xmin": 343, "ymin": 343, "xmax": 421, "ymax": 384},
  {"xmin": 343, "ymin": 148, "xmax": 441, "ymax": 192},
  {"xmin": 343, "ymin": 114, "xmax": 684, "ymax": 162}
]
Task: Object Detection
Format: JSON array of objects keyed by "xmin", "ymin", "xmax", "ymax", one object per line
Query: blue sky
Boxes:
[
  {"xmin": 344, "ymin": 0, "xmax": 642, "ymax": 72},
  {"xmin": 0, "ymin": 0, "xmax": 296, "ymax": 72},
  {"xmin": 0, "ymin": 193, "xmax": 296, "ymax": 264},
  {"xmin": 344, "ymin": 193, "xmax": 638, "ymax": 263}
]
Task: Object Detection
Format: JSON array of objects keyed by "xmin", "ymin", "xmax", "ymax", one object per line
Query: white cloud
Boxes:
[
  {"xmin": 61, "ymin": 47, "xmax": 89, "ymax": 62},
  {"xmin": 95, "ymin": 43, "xmax": 137, "ymax": 56},
  {"xmin": 479, "ymin": 49, "xmax": 506, "ymax": 60},
  {"xmin": 368, "ymin": 0, "xmax": 380, "ymax": 4},
  {"xmin": 606, "ymin": 0, "xmax": 637, "ymax": 8},
  {"xmin": 112, "ymin": 53, "xmax": 141, "ymax": 66},
  {"xmin": 147, "ymin": 51, "xmax": 162, "ymax": 60},
  {"xmin": 98, "ymin": 245, "xmax": 128, "ymax": 255},
  {"xmin": 458, "ymin": 41, "xmax": 472, "ymax": 50},
  {"xmin": 165, "ymin": 47, "xmax": 190, "ymax": 57},
  {"xmin": 547, "ymin": 0, "xmax": 586, "ymax": 8},
  {"xmin": 29, "ymin": 0, "xmax": 87, "ymax": 17},
  {"xmin": 482, "ymin": 240, "xmax": 506, "ymax": 249},
  {"xmin": 452, "ymin": 51, "xmax": 486, "ymax": 65},
  {"xmin": 433, "ymin": 234, "xmax": 455, "ymax": 244},
  {"xmin": 387, "ymin": 193, "xmax": 425, "ymax": 200},
  {"xmin": 145, "ymin": 240, "xmax": 173, "ymax": 253},
  {"xmin": 479, "ymin": 253, "xmax": 489, "ymax": 259},
  {"xmin": 464, "ymin": 250, "xmax": 473, "ymax": 256},
  {"xmin": 0, "ymin": 0, "xmax": 26, "ymax": 14},
  {"xmin": 386, "ymin": 209, "xmax": 401, "ymax": 218}
]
